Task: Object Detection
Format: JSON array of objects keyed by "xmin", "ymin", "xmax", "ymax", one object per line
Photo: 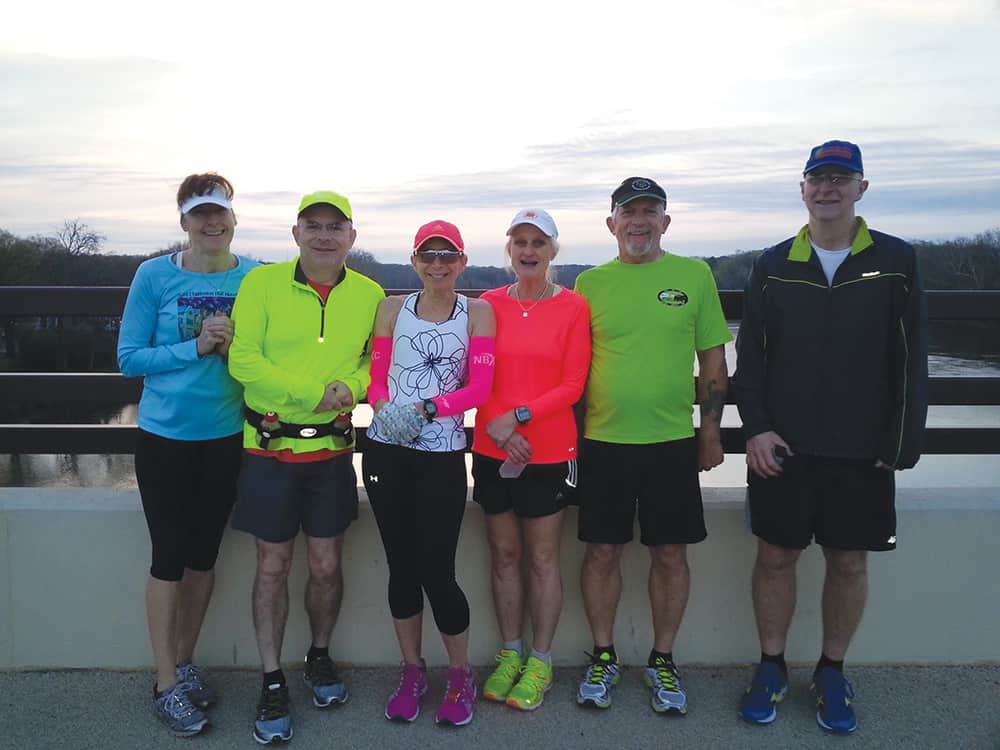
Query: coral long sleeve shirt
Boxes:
[{"xmin": 472, "ymin": 285, "xmax": 591, "ymax": 464}]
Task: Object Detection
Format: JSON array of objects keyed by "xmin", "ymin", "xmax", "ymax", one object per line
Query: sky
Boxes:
[{"xmin": 1, "ymin": 0, "xmax": 999, "ymax": 266}]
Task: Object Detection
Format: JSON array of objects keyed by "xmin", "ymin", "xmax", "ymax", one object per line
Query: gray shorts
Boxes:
[{"xmin": 233, "ymin": 453, "xmax": 358, "ymax": 542}]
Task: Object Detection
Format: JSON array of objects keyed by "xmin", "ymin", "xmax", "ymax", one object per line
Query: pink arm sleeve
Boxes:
[
  {"xmin": 433, "ymin": 336, "xmax": 496, "ymax": 417},
  {"xmin": 366, "ymin": 336, "xmax": 392, "ymax": 405}
]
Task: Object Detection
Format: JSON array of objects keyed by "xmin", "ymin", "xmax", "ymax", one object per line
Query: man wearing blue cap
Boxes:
[{"xmin": 733, "ymin": 141, "xmax": 928, "ymax": 734}]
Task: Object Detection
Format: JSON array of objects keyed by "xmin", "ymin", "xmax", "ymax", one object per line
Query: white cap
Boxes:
[
  {"xmin": 179, "ymin": 184, "xmax": 232, "ymax": 215},
  {"xmin": 507, "ymin": 208, "xmax": 558, "ymax": 239}
]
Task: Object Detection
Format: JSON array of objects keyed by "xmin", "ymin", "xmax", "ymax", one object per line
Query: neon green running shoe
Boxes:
[
  {"xmin": 483, "ymin": 649, "xmax": 523, "ymax": 702},
  {"xmin": 506, "ymin": 657, "xmax": 553, "ymax": 711}
]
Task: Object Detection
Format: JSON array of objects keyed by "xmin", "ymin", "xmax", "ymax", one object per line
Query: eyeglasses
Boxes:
[
  {"xmin": 301, "ymin": 221, "xmax": 350, "ymax": 233},
  {"xmin": 414, "ymin": 250, "xmax": 462, "ymax": 264},
  {"xmin": 804, "ymin": 173, "xmax": 861, "ymax": 186}
]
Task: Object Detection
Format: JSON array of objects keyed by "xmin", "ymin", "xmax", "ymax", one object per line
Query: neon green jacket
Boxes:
[{"xmin": 229, "ymin": 261, "xmax": 384, "ymax": 452}]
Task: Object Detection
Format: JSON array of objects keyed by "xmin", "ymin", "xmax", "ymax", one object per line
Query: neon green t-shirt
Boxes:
[{"xmin": 574, "ymin": 252, "xmax": 732, "ymax": 444}]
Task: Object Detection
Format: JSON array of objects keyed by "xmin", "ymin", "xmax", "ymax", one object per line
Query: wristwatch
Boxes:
[
  {"xmin": 422, "ymin": 399, "xmax": 438, "ymax": 423},
  {"xmin": 514, "ymin": 405, "xmax": 532, "ymax": 425}
]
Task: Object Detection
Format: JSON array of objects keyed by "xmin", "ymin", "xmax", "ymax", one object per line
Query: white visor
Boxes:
[{"xmin": 179, "ymin": 185, "xmax": 232, "ymax": 215}]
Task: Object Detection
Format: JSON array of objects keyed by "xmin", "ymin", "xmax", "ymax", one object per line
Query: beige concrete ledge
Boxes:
[{"xmin": 1, "ymin": 486, "xmax": 998, "ymax": 670}]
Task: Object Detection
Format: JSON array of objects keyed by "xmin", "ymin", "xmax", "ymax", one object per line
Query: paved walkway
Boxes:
[{"xmin": 3, "ymin": 665, "xmax": 998, "ymax": 749}]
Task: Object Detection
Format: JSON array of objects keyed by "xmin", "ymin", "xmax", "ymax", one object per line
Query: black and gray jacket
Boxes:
[{"xmin": 733, "ymin": 218, "xmax": 928, "ymax": 469}]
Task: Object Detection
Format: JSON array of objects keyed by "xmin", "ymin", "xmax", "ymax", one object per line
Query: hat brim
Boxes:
[
  {"xmin": 506, "ymin": 219, "xmax": 558, "ymax": 239},
  {"xmin": 180, "ymin": 194, "xmax": 232, "ymax": 214},
  {"xmin": 614, "ymin": 192, "xmax": 667, "ymax": 207},
  {"xmin": 804, "ymin": 159, "xmax": 863, "ymax": 175}
]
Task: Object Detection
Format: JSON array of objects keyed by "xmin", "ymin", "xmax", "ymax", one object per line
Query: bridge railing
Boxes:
[{"xmin": 1, "ymin": 286, "xmax": 998, "ymax": 455}]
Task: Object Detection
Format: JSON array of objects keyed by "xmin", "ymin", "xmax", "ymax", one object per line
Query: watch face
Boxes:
[
  {"xmin": 424, "ymin": 400, "xmax": 437, "ymax": 419},
  {"xmin": 515, "ymin": 406, "xmax": 531, "ymax": 424}
]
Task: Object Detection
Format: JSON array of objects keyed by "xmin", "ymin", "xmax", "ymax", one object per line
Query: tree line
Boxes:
[{"xmin": 2, "ymin": 220, "xmax": 999, "ymax": 290}]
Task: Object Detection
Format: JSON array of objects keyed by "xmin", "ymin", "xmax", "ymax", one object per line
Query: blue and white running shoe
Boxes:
[
  {"xmin": 739, "ymin": 661, "xmax": 788, "ymax": 724},
  {"xmin": 303, "ymin": 653, "xmax": 349, "ymax": 708},
  {"xmin": 253, "ymin": 682, "xmax": 292, "ymax": 745},
  {"xmin": 811, "ymin": 667, "xmax": 857, "ymax": 734}
]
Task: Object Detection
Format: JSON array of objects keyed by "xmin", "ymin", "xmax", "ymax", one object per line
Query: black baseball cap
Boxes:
[{"xmin": 611, "ymin": 177, "xmax": 667, "ymax": 210}]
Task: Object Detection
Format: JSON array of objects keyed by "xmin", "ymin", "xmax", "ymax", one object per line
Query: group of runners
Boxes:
[{"xmin": 117, "ymin": 138, "xmax": 928, "ymax": 742}]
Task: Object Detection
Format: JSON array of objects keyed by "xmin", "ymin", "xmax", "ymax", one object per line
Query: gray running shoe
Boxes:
[
  {"xmin": 576, "ymin": 651, "xmax": 621, "ymax": 709},
  {"xmin": 643, "ymin": 657, "xmax": 688, "ymax": 714},
  {"xmin": 154, "ymin": 683, "xmax": 209, "ymax": 736},
  {"xmin": 176, "ymin": 661, "xmax": 217, "ymax": 709}
]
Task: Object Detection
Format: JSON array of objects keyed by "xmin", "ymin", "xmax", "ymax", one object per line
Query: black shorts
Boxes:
[
  {"xmin": 577, "ymin": 438, "xmax": 706, "ymax": 546},
  {"xmin": 747, "ymin": 453, "xmax": 896, "ymax": 551},
  {"xmin": 233, "ymin": 453, "xmax": 358, "ymax": 543},
  {"xmin": 471, "ymin": 453, "xmax": 576, "ymax": 519},
  {"xmin": 135, "ymin": 429, "xmax": 243, "ymax": 582}
]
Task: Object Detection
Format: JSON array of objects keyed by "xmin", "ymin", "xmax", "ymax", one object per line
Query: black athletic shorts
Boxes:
[
  {"xmin": 747, "ymin": 452, "xmax": 896, "ymax": 551},
  {"xmin": 471, "ymin": 453, "xmax": 576, "ymax": 519},
  {"xmin": 233, "ymin": 452, "xmax": 358, "ymax": 542},
  {"xmin": 577, "ymin": 437, "xmax": 707, "ymax": 546}
]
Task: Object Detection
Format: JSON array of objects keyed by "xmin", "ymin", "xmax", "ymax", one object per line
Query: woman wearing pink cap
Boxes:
[
  {"xmin": 473, "ymin": 208, "xmax": 591, "ymax": 711},
  {"xmin": 118, "ymin": 173, "xmax": 258, "ymax": 736},
  {"xmin": 363, "ymin": 220, "xmax": 496, "ymax": 726}
]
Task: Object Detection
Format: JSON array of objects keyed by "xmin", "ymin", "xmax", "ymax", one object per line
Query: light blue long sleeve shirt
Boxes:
[{"xmin": 117, "ymin": 253, "xmax": 258, "ymax": 440}]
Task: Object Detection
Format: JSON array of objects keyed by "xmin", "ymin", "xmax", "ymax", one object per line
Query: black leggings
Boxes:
[
  {"xmin": 135, "ymin": 429, "xmax": 243, "ymax": 582},
  {"xmin": 362, "ymin": 441, "xmax": 470, "ymax": 636}
]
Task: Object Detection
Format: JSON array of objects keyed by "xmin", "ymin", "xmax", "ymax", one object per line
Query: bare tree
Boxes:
[{"xmin": 55, "ymin": 219, "xmax": 106, "ymax": 255}]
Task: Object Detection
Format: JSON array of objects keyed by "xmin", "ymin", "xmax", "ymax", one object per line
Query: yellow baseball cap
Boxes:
[{"xmin": 297, "ymin": 190, "xmax": 352, "ymax": 220}]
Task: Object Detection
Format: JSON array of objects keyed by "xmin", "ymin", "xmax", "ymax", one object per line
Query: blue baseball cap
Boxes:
[{"xmin": 804, "ymin": 140, "xmax": 864, "ymax": 175}]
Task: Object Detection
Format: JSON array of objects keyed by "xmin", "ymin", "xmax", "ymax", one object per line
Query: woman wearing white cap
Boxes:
[
  {"xmin": 472, "ymin": 209, "xmax": 591, "ymax": 711},
  {"xmin": 118, "ymin": 173, "xmax": 258, "ymax": 736},
  {"xmin": 363, "ymin": 219, "xmax": 496, "ymax": 727}
]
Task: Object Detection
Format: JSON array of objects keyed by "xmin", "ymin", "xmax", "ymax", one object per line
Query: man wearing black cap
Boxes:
[
  {"xmin": 573, "ymin": 178, "xmax": 732, "ymax": 715},
  {"xmin": 733, "ymin": 140, "xmax": 928, "ymax": 734}
]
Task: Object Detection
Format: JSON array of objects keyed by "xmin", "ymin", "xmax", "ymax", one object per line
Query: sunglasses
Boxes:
[{"xmin": 414, "ymin": 250, "xmax": 463, "ymax": 264}]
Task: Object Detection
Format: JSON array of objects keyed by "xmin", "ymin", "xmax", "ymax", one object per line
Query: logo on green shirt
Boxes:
[{"xmin": 657, "ymin": 289, "xmax": 689, "ymax": 307}]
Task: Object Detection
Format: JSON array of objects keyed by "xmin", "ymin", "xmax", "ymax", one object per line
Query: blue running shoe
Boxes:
[
  {"xmin": 811, "ymin": 667, "xmax": 857, "ymax": 734},
  {"xmin": 176, "ymin": 661, "xmax": 217, "ymax": 709},
  {"xmin": 154, "ymin": 683, "xmax": 208, "ymax": 737},
  {"xmin": 739, "ymin": 662, "xmax": 788, "ymax": 724},
  {"xmin": 303, "ymin": 653, "xmax": 349, "ymax": 708},
  {"xmin": 576, "ymin": 652, "xmax": 621, "ymax": 709},
  {"xmin": 643, "ymin": 657, "xmax": 688, "ymax": 714},
  {"xmin": 253, "ymin": 682, "xmax": 292, "ymax": 745}
]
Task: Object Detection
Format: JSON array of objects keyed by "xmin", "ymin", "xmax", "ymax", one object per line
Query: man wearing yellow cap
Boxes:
[{"xmin": 229, "ymin": 191, "xmax": 384, "ymax": 743}]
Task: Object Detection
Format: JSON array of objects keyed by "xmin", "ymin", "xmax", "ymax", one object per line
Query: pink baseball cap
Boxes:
[{"xmin": 413, "ymin": 219, "xmax": 465, "ymax": 252}]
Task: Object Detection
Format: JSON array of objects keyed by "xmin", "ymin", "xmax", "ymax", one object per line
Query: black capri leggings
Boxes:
[
  {"xmin": 362, "ymin": 441, "xmax": 470, "ymax": 636},
  {"xmin": 135, "ymin": 428, "xmax": 243, "ymax": 582}
]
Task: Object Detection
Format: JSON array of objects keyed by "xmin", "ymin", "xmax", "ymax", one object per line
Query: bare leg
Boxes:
[
  {"xmin": 304, "ymin": 534, "xmax": 345, "ymax": 649},
  {"xmin": 253, "ymin": 538, "xmax": 295, "ymax": 672},
  {"xmin": 580, "ymin": 543, "xmax": 624, "ymax": 646},
  {"xmin": 393, "ymin": 613, "xmax": 423, "ymax": 664},
  {"xmin": 752, "ymin": 540, "xmax": 802, "ymax": 654},
  {"xmin": 523, "ymin": 511, "xmax": 564, "ymax": 652},
  {"xmin": 821, "ymin": 549, "xmax": 868, "ymax": 661},
  {"xmin": 441, "ymin": 629, "xmax": 470, "ymax": 669},
  {"xmin": 146, "ymin": 576, "xmax": 179, "ymax": 691},
  {"xmin": 175, "ymin": 568, "xmax": 215, "ymax": 665},
  {"xmin": 648, "ymin": 544, "xmax": 690, "ymax": 653},
  {"xmin": 484, "ymin": 512, "xmax": 523, "ymax": 643}
]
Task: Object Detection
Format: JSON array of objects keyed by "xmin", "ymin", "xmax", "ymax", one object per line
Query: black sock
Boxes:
[
  {"xmin": 592, "ymin": 644, "xmax": 617, "ymax": 663},
  {"xmin": 307, "ymin": 646, "xmax": 329, "ymax": 661},
  {"xmin": 263, "ymin": 669, "xmax": 286, "ymax": 688},
  {"xmin": 761, "ymin": 651, "xmax": 788, "ymax": 677},
  {"xmin": 648, "ymin": 649, "xmax": 675, "ymax": 668},
  {"xmin": 815, "ymin": 653, "xmax": 844, "ymax": 678}
]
